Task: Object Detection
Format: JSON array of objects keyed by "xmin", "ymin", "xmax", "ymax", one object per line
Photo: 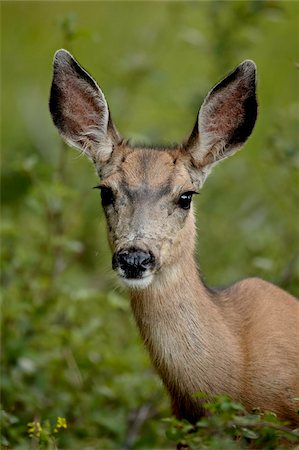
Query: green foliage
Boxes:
[
  {"xmin": 26, "ymin": 416, "xmax": 67, "ymax": 450},
  {"xmin": 165, "ymin": 394, "xmax": 299, "ymax": 449},
  {"xmin": 1, "ymin": 1, "xmax": 299, "ymax": 449}
]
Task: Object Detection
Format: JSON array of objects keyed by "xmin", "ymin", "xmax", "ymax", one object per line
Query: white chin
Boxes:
[{"xmin": 121, "ymin": 275, "xmax": 153, "ymax": 290}]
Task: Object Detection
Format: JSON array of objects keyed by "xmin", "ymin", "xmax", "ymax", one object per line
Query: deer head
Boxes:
[{"xmin": 49, "ymin": 50, "xmax": 257, "ymax": 289}]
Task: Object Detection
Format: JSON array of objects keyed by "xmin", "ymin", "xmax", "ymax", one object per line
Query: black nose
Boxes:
[{"xmin": 113, "ymin": 248, "xmax": 155, "ymax": 279}]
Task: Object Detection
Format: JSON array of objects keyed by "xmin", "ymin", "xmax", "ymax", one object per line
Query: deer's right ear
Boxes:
[{"xmin": 49, "ymin": 49, "xmax": 120, "ymax": 165}]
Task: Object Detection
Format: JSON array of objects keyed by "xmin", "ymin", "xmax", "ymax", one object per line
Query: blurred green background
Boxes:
[{"xmin": 1, "ymin": 1, "xmax": 299, "ymax": 449}]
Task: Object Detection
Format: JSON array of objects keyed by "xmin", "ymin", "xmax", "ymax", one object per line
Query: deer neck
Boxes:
[
  {"xmin": 130, "ymin": 211, "xmax": 217, "ymax": 344},
  {"xmin": 129, "ymin": 213, "xmax": 243, "ymax": 415},
  {"xmin": 129, "ymin": 244, "xmax": 218, "ymax": 366}
]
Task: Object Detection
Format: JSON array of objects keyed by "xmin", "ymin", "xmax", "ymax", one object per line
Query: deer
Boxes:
[{"xmin": 49, "ymin": 49, "xmax": 299, "ymax": 426}]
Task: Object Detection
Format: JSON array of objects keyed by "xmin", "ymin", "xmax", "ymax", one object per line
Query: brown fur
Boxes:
[
  {"xmin": 109, "ymin": 146, "xmax": 299, "ymax": 425},
  {"xmin": 49, "ymin": 51, "xmax": 299, "ymax": 426}
]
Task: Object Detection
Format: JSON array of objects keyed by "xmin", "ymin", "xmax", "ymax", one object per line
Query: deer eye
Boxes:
[
  {"xmin": 178, "ymin": 192, "xmax": 194, "ymax": 210},
  {"xmin": 100, "ymin": 186, "xmax": 114, "ymax": 207},
  {"xmin": 94, "ymin": 185, "xmax": 114, "ymax": 207}
]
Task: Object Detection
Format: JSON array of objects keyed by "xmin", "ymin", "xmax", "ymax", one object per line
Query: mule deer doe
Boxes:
[{"xmin": 49, "ymin": 50, "xmax": 299, "ymax": 425}]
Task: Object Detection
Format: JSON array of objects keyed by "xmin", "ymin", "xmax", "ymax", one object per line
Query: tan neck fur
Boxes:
[{"xmin": 129, "ymin": 211, "xmax": 243, "ymax": 421}]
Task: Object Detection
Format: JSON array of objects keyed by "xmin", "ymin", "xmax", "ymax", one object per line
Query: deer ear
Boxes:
[
  {"xmin": 49, "ymin": 49, "xmax": 121, "ymax": 165},
  {"xmin": 185, "ymin": 60, "xmax": 257, "ymax": 186}
]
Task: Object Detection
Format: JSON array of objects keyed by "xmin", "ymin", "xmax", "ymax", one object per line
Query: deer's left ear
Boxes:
[{"xmin": 185, "ymin": 60, "xmax": 257, "ymax": 187}]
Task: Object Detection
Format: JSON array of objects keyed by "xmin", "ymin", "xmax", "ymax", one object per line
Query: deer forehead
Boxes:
[{"xmin": 104, "ymin": 147, "xmax": 193, "ymax": 194}]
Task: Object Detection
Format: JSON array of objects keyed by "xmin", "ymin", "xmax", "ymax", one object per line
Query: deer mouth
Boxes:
[{"xmin": 119, "ymin": 274, "xmax": 154, "ymax": 289}]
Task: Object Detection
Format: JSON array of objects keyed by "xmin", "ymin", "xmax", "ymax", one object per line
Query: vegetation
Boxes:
[
  {"xmin": 1, "ymin": 2, "xmax": 298, "ymax": 449},
  {"xmin": 165, "ymin": 394, "xmax": 299, "ymax": 449}
]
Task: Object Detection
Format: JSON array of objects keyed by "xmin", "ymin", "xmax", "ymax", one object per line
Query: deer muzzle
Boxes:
[{"xmin": 112, "ymin": 247, "xmax": 156, "ymax": 288}]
